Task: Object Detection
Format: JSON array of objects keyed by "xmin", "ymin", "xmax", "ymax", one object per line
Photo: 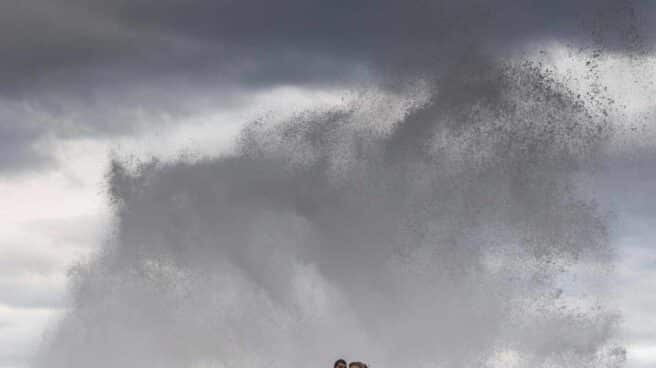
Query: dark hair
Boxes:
[{"xmin": 334, "ymin": 359, "xmax": 347, "ymax": 368}]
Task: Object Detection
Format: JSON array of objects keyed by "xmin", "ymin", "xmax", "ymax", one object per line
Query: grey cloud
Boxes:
[
  {"xmin": 0, "ymin": 0, "xmax": 653, "ymax": 174},
  {"xmin": 0, "ymin": 0, "xmax": 162, "ymax": 96},
  {"xmin": 0, "ymin": 75, "xmax": 255, "ymax": 174},
  {"xmin": 0, "ymin": 121, "xmax": 52, "ymax": 173},
  {"xmin": 0, "ymin": 278, "xmax": 66, "ymax": 310},
  {"xmin": 0, "ymin": 250, "xmax": 62, "ymax": 277},
  {"xmin": 0, "ymin": 353, "xmax": 27, "ymax": 368},
  {"xmin": 592, "ymin": 153, "xmax": 656, "ymax": 218},
  {"xmin": 1, "ymin": 0, "xmax": 652, "ymax": 95}
]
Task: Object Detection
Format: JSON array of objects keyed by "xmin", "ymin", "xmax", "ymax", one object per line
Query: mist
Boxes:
[{"xmin": 32, "ymin": 51, "xmax": 630, "ymax": 367}]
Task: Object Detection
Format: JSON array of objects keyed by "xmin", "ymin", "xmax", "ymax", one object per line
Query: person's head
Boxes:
[
  {"xmin": 334, "ymin": 359, "xmax": 347, "ymax": 368},
  {"xmin": 349, "ymin": 362, "xmax": 364, "ymax": 368}
]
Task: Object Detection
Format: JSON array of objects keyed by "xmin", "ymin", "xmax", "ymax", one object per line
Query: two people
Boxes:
[{"xmin": 335, "ymin": 359, "xmax": 368, "ymax": 368}]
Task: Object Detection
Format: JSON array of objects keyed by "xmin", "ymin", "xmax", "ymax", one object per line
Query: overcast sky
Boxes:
[{"xmin": 1, "ymin": 1, "xmax": 655, "ymax": 368}]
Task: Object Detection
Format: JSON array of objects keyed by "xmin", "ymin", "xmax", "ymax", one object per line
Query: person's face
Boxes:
[{"xmin": 336, "ymin": 362, "xmax": 346, "ymax": 368}]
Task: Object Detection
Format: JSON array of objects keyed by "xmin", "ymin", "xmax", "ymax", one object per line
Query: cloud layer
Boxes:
[
  {"xmin": 3, "ymin": 0, "xmax": 653, "ymax": 92},
  {"xmin": 1, "ymin": 0, "xmax": 653, "ymax": 173}
]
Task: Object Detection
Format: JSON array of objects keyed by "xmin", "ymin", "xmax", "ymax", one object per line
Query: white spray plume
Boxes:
[{"xmin": 34, "ymin": 56, "xmax": 627, "ymax": 368}]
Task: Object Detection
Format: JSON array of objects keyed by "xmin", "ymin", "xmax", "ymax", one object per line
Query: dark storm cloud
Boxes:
[
  {"xmin": 92, "ymin": 0, "xmax": 649, "ymax": 55},
  {"xmin": 0, "ymin": 0, "xmax": 153, "ymax": 95},
  {"xmin": 0, "ymin": 0, "xmax": 652, "ymax": 174},
  {"xmin": 1, "ymin": 0, "xmax": 652, "ymax": 94}
]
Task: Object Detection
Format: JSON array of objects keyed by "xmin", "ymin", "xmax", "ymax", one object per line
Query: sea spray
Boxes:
[{"xmin": 35, "ymin": 57, "xmax": 625, "ymax": 368}]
